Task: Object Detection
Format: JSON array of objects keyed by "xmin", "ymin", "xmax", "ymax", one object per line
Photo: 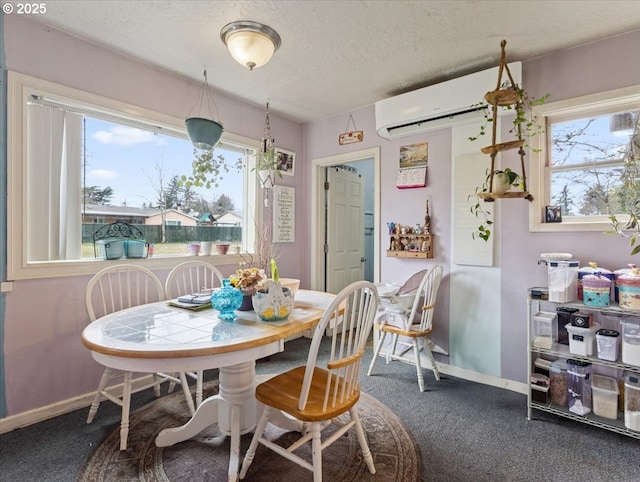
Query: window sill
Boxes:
[{"xmin": 7, "ymin": 254, "xmax": 245, "ymax": 281}]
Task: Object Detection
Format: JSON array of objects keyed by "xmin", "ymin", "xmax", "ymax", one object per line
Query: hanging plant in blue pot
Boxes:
[{"xmin": 185, "ymin": 70, "xmax": 224, "ymax": 150}]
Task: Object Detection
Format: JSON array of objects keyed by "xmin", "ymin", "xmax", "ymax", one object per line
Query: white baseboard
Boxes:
[
  {"xmin": 374, "ymin": 352, "xmax": 528, "ymax": 395},
  {"xmin": 0, "ymin": 375, "xmax": 158, "ymax": 434},
  {"xmin": 437, "ymin": 363, "xmax": 528, "ymax": 394}
]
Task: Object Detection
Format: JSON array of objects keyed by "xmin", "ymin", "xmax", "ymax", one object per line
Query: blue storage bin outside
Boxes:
[
  {"xmin": 96, "ymin": 239, "xmax": 125, "ymax": 260},
  {"xmin": 125, "ymin": 240, "xmax": 148, "ymax": 258}
]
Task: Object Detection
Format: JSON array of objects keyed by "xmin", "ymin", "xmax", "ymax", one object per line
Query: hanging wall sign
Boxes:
[
  {"xmin": 273, "ymin": 185, "xmax": 295, "ymax": 242},
  {"xmin": 338, "ymin": 114, "xmax": 364, "ymax": 145},
  {"xmin": 396, "ymin": 142, "xmax": 428, "ymax": 189}
]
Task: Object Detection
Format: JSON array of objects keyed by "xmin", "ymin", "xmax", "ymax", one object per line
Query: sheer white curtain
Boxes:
[{"xmin": 27, "ymin": 103, "xmax": 82, "ymax": 261}]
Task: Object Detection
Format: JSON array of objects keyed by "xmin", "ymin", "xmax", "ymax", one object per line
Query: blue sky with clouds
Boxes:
[{"xmin": 84, "ymin": 117, "xmax": 244, "ymax": 211}]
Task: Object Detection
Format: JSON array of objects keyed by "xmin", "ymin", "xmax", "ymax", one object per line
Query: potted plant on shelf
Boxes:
[{"xmin": 254, "ymin": 147, "xmax": 282, "ymax": 189}]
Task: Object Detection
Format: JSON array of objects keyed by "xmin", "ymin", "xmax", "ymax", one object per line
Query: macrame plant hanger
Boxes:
[
  {"xmin": 261, "ymin": 102, "xmax": 275, "ymax": 207},
  {"xmin": 478, "ymin": 40, "xmax": 534, "ymax": 203}
]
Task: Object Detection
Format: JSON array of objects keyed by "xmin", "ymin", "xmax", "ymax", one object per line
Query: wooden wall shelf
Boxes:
[{"xmin": 386, "ymin": 234, "xmax": 433, "ymax": 259}]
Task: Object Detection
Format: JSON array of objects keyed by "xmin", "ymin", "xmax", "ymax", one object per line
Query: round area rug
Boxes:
[{"xmin": 79, "ymin": 379, "xmax": 420, "ymax": 481}]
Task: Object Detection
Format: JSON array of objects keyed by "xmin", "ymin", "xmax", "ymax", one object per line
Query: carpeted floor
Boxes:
[
  {"xmin": 2, "ymin": 336, "xmax": 640, "ymax": 481},
  {"xmin": 78, "ymin": 378, "xmax": 420, "ymax": 481}
]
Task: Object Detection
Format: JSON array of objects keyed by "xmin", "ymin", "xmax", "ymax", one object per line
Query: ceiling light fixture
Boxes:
[{"xmin": 220, "ymin": 21, "xmax": 281, "ymax": 70}]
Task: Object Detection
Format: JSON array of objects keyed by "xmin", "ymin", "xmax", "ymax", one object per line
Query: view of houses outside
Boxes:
[{"xmin": 82, "ymin": 116, "xmax": 245, "ymax": 258}]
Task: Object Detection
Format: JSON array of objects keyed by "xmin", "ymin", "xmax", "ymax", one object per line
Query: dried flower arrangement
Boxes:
[{"xmin": 229, "ymin": 266, "xmax": 264, "ymax": 293}]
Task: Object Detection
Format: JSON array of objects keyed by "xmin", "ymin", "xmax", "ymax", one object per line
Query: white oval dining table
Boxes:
[{"xmin": 82, "ymin": 289, "xmax": 336, "ymax": 482}]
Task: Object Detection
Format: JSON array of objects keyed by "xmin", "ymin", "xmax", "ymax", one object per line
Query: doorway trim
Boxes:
[{"xmin": 310, "ymin": 147, "xmax": 381, "ymax": 291}]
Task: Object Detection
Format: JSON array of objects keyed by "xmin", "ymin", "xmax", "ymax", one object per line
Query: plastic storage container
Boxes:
[
  {"xmin": 624, "ymin": 372, "xmax": 640, "ymax": 431},
  {"xmin": 548, "ymin": 261, "xmax": 579, "ymax": 303},
  {"xmin": 591, "ymin": 374, "xmax": 619, "ymax": 419},
  {"xmin": 618, "ymin": 268, "xmax": 640, "ymax": 311},
  {"xmin": 621, "ymin": 320, "xmax": 640, "ymax": 367},
  {"xmin": 582, "ymin": 274, "xmax": 612, "ymax": 307},
  {"xmin": 534, "ymin": 358, "xmax": 552, "ymax": 377},
  {"xmin": 565, "ymin": 323, "xmax": 600, "ymax": 357},
  {"xmin": 531, "ymin": 373, "xmax": 550, "ymax": 404},
  {"xmin": 533, "ymin": 311, "xmax": 557, "ymax": 349},
  {"xmin": 549, "ymin": 359, "xmax": 569, "ymax": 406},
  {"xmin": 614, "ymin": 264, "xmax": 637, "ymax": 303},
  {"xmin": 96, "ymin": 239, "xmax": 125, "ymax": 260},
  {"xmin": 596, "ymin": 329, "xmax": 620, "ymax": 362},
  {"xmin": 556, "ymin": 307, "xmax": 578, "ymax": 345},
  {"xmin": 567, "ymin": 359, "xmax": 592, "ymax": 416},
  {"xmin": 577, "ymin": 262, "xmax": 612, "ymax": 301}
]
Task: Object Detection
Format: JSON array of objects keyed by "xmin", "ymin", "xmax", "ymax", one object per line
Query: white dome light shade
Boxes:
[{"xmin": 221, "ymin": 21, "xmax": 281, "ymax": 71}]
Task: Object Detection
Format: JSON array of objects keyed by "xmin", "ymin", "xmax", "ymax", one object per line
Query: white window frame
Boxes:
[
  {"xmin": 529, "ymin": 85, "xmax": 640, "ymax": 233},
  {"xmin": 7, "ymin": 71, "xmax": 261, "ymax": 280}
]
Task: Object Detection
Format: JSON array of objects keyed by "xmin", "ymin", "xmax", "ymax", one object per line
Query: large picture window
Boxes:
[
  {"xmin": 8, "ymin": 71, "xmax": 260, "ymax": 279},
  {"xmin": 529, "ymin": 85, "xmax": 640, "ymax": 233}
]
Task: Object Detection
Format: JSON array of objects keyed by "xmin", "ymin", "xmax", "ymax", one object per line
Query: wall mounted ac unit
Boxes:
[{"xmin": 375, "ymin": 62, "xmax": 522, "ymax": 139}]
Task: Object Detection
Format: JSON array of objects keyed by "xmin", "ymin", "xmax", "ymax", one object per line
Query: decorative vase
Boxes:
[
  {"xmin": 210, "ymin": 279, "xmax": 243, "ymax": 321},
  {"xmin": 237, "ymin": 289, "xmax": 256, "ymax": 311},
  {"xmin": 252, "ymin": 280, "xmax": 294, "ymax": 321},
  {"xmin": 216, "ymin": 243, "xmax": 230, "ymax": 255}
]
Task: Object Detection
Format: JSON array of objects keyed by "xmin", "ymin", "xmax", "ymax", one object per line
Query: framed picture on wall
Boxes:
[
  {"xmin": 545, "ymin": 206, "xmax": 562, "ymax": 223},
  {"xmin": 276, "ymin": 148, "xmax": 295, "ymax": 176}
]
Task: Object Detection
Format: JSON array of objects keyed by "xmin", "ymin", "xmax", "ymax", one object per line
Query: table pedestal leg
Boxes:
[{"xmin": 155, "ymin": 361, "xmax": 257, "ymax": 482}]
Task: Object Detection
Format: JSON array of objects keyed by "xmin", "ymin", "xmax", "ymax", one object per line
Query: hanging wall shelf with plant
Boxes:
[{"xmin": 468, "ymin": 39, "xmax": 549, "ymax": 240}]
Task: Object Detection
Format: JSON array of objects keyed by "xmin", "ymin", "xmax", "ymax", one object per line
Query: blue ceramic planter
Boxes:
[{"xmin": 185, "ymin": 117, "xmax": 224, "ymax": 150}]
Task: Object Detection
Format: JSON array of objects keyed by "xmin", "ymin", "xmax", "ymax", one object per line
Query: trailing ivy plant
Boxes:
[
  {"xmin": 468, "ymin": 167, "xmax": 493, "ymax": 241},
  {"xmin": 468, "ymin": 84, "xmax": 549, "ymax": 149},
  {"xmin": 180, "ymin": 148, "xmax": 242, "ymax": 189},
  {"xmin": 467, "ymin": 84, "xmax": 549, "ymax": 242}
]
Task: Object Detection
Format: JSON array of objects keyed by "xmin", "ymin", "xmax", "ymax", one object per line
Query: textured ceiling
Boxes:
[{"xmin": 28, "ymin": 0, "xmax": 640, "ymax": 123}]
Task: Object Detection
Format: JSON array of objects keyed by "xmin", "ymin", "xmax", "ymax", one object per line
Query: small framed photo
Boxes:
[
  {"xmin": 545, "ymin": 206, "xmax": 562, "ymax": 223},
  {"xmin": 276, "ymin": 148, "xmax": 295, "ymax": 176}
]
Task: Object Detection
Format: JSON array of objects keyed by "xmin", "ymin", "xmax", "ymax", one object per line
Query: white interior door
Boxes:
[{"xmin": 325, "ymin": 167, "xmax": 365, "ymax": 294}]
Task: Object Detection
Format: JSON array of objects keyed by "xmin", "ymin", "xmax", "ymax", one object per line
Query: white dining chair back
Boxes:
[
  {"xmin": 164, "ymin": 260, "xmax": 224, "ymax": 299},
  {"xmin": 86, "ymin": 264, "xmax": 164, "ymax": 321},
  {"xmin": 240, "ymin": 280, "xmax": 379, "ymax": 482},
  {"xmin": 84, "ymin": 264, "xmax": 194, "ymax": 450},
  {"xmin": 367, "ymin": 265, "xmax": 444, "ymax": 392},
  {"xmin": 164, "ymin": 261, "xmax": 224, "ymax": 407}
]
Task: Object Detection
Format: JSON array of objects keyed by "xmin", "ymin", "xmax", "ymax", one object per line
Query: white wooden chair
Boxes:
[
  {"xmin": 85, "ymin": 264, "xmax": 194, "ymax": 450},
  {"xmin": 367, "ymin": 265, "xmax": 443, "ymax": 392},
  {"xmin": 164, "ymin": 260, "xmax": 224, "ymax": 407},
  {"xmin": 239, "ymin": 280, "xmax": 379, "ymax": 482}
]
